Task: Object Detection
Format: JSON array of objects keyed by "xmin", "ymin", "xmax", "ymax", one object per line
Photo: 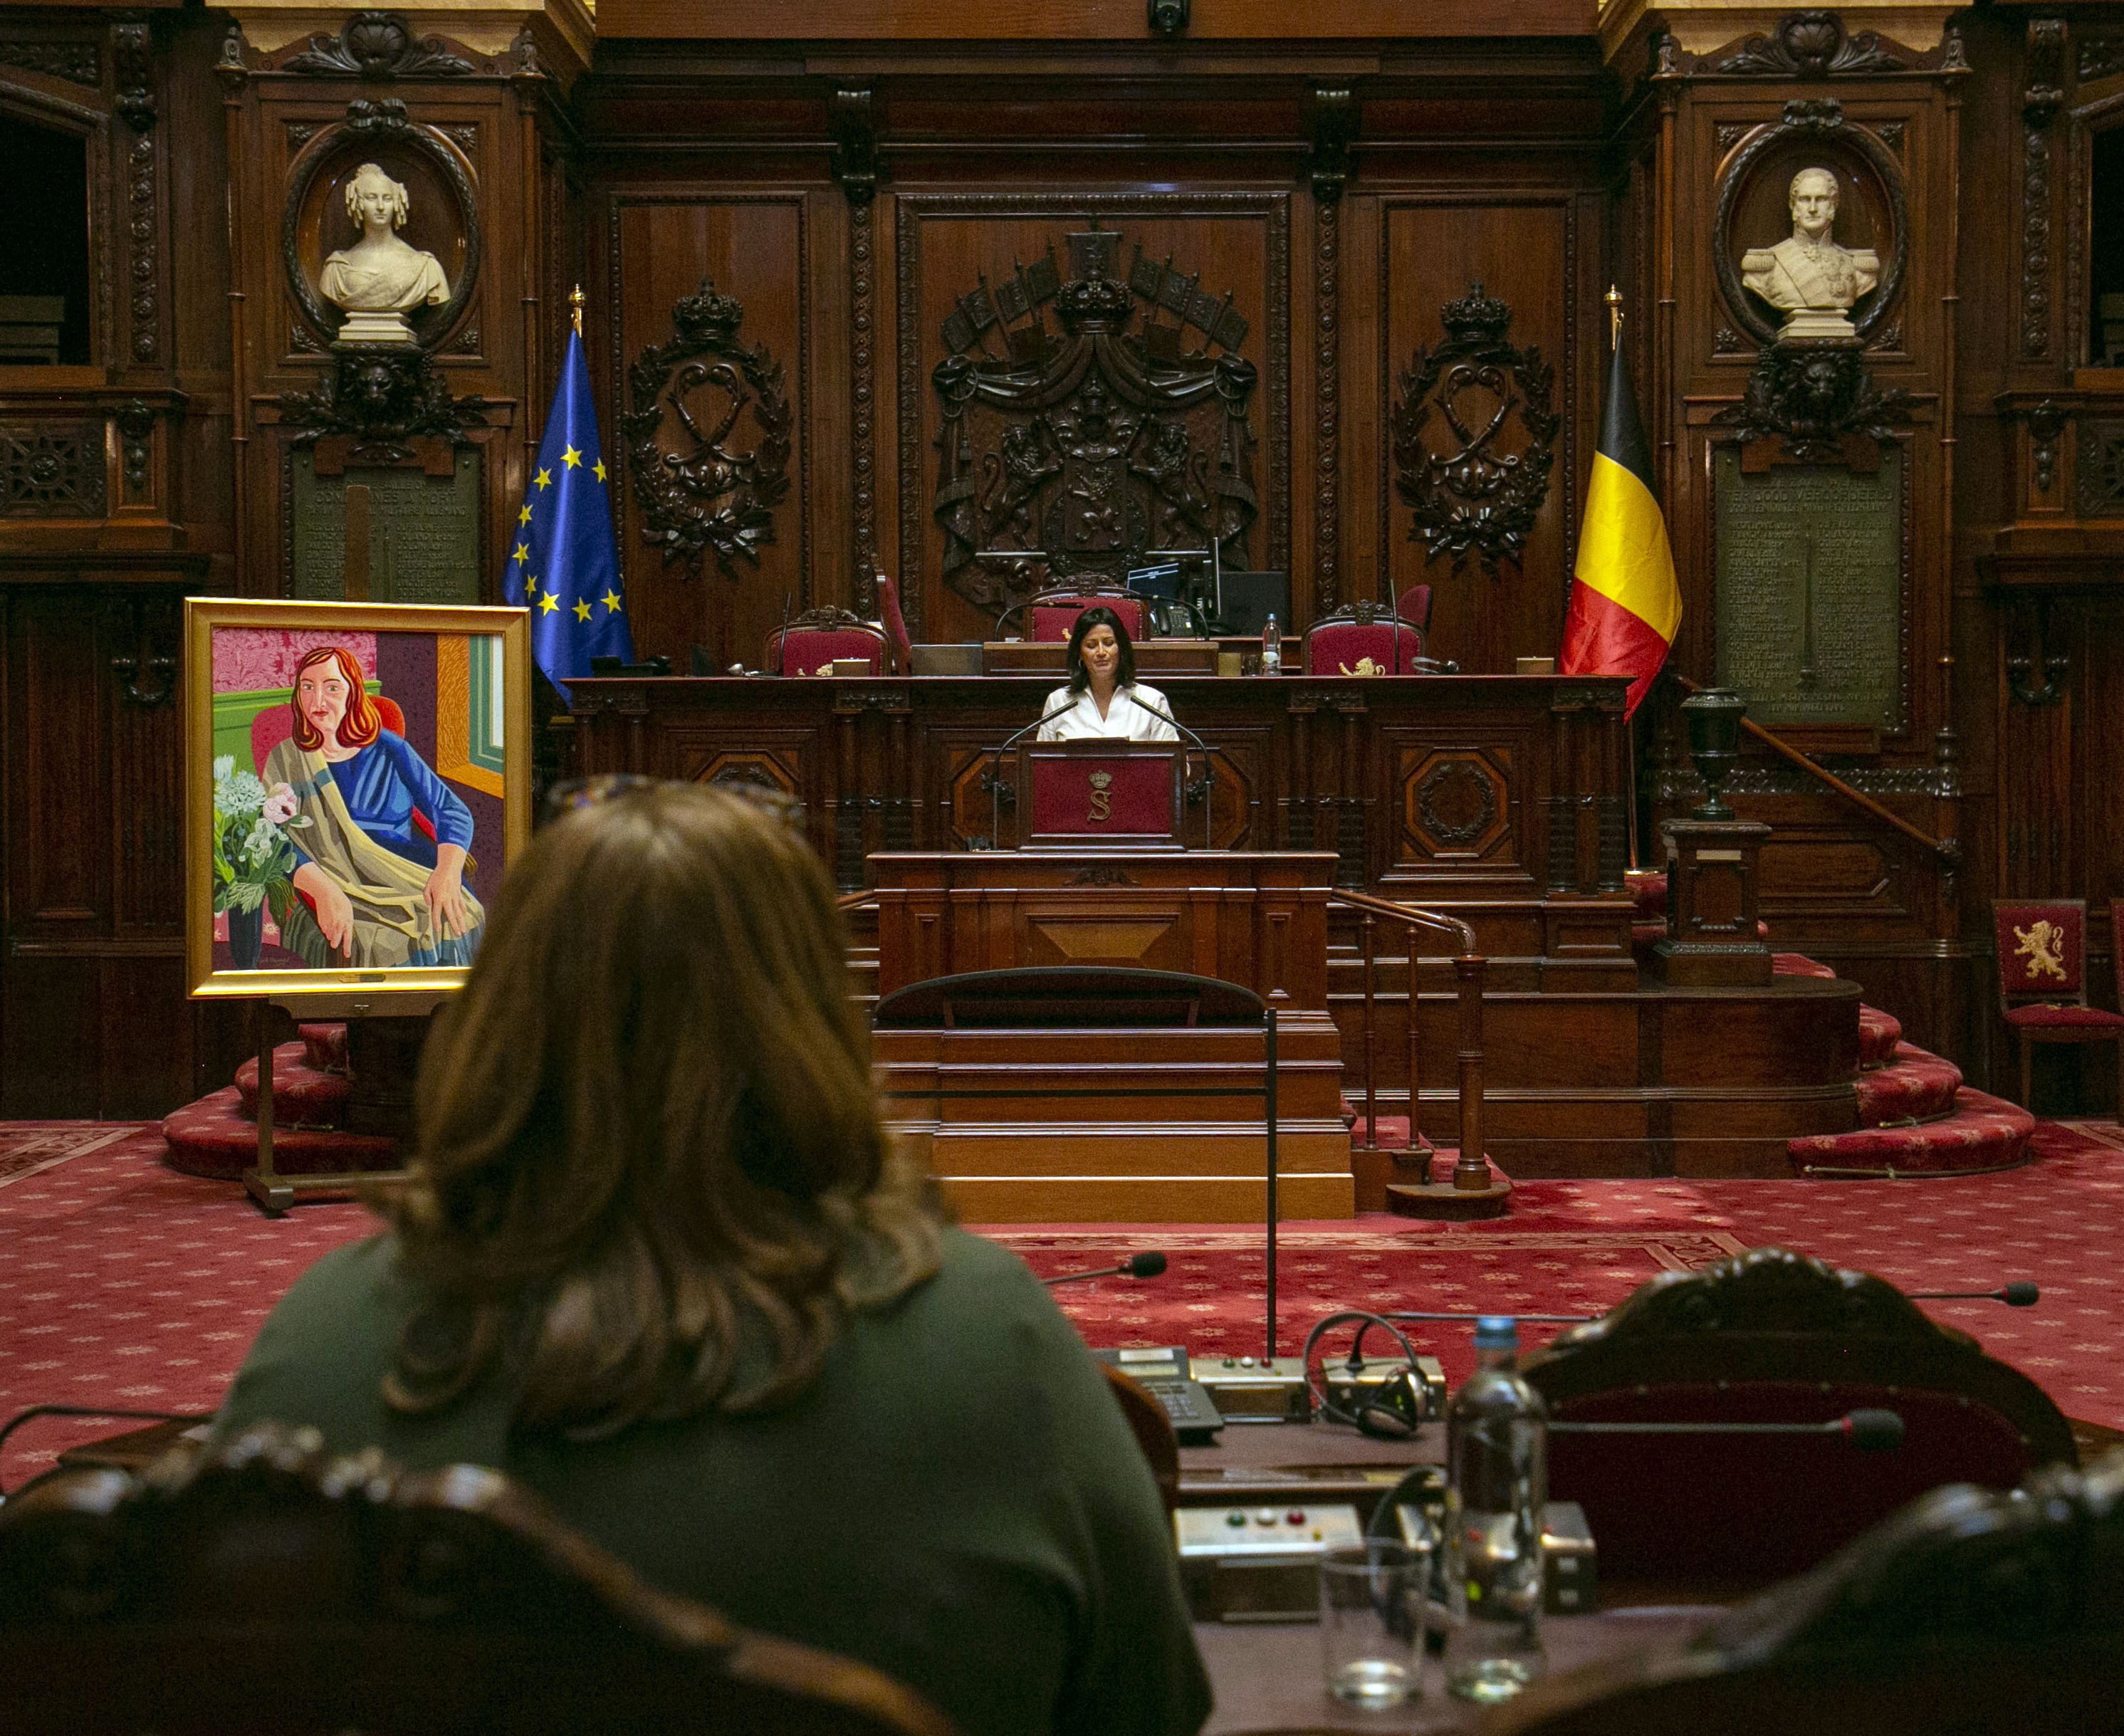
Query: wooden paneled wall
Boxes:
[{"xmin": 0, "ymin": 5, "xmax": 2113, "ymax": 1114}]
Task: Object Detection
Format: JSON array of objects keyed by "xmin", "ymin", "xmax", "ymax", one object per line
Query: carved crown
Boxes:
[
  {"xmin": 672, "ymin": 280, "xmax": 745, "ymax": 346},
  {"xmin": 1053, "ymin": 274, "xmax": 1136, "ymax": 333},
  {"xmin": 1089, "ymin": 770, "xmax": 1113, "ymax": 790},
  {"xmin": 1440, "ymin": 283, "xmax": 1512, "ymax": 344}
]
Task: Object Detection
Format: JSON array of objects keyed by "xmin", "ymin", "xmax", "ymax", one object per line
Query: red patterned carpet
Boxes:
[{"xmin": 0, "ymin": 1119, "xmax": 2118, "ymax": 1488}]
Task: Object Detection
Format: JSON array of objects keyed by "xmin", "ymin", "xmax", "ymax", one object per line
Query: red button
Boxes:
[{"xmin": 1287, "ymin": 1510, "xmax": 1306, "ymax": 1525}]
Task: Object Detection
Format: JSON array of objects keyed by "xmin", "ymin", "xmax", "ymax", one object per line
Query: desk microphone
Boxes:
[
  {"xmin": 1905, "ymin": 1282, "xmax": 2040, "ymax": 1307},
  {"xmin": 1549, "ymin": 1409, "xmax": 1905, "ymax": 1453},
  {"xmin": 1042, "ymin": 1252, "xmax": 1168, "ymax": 1287}
]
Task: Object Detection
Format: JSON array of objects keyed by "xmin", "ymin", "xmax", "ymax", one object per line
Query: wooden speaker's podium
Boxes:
[
  {"xmin": 1015, "ymin": 740, "xmax": 1188, "ymax": 850},
  {"xmin": 872, "ymin": 732, "xmax": 1350, "ymax": 1224}
]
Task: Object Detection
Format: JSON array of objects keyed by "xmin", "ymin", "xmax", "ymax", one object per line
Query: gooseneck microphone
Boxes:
[
  {"xmin": 1906, "ymin": 1282, "xmax": 2039, "ymax": 1307},
  {"xmin": 1041, "ymin": 1252, "xmax": 1168, "ymax": 1287},
  {"xmin": 1548, "ymin": 1409, "xmax": 1906, "ymax": 1453}
]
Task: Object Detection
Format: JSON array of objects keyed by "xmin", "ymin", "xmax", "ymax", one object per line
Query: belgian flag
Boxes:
[{"xmin": 1559, "ymin": 340, "xmax": 1679, "ymax": 718}]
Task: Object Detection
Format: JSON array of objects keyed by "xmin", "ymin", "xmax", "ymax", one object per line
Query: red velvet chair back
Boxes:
[
  {"xmin": 766, "ymin": 613, "xmax": 886, "ymax": 676},
  {"xmin": 1026, "ymin": 592, "xmax": 1145, "ymax": 643},
  {"xmin": 1522, "ymin": 1246, "xmax": 2076, "ymax": 1586},
  {"xmin": 873, "ymin": 574, "xmax": 914, "ymax": 674},
  {"xmin": 1395, "ymin": 583, "xmax": 1433, "ymax": 632},
  {"xmin": 1546, "ymin": 1380, "xmax": 2031, "ymax": 1581},
  {"xmin": 1303, "ymin": 604, "xmax": 1420, "ymax": 676},
  {"xmin": 1994, "ymin": 899, "xmax": 2089, "ymax": 1006}
]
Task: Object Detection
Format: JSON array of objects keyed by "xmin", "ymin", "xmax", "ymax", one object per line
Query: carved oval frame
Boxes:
[
  {"xmin": 1712, "ymin": 101, "xmax": 1908, "ymax": 349},
  {"xmin": 281, "ymin": 107, "xmax": 481, "ymax": 354}
]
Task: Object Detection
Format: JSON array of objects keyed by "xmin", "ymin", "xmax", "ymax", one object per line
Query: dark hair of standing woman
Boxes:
[
  {"xmin": 1064, "ymin": 605, "xmax": 1138, "ymax": 696},
  {"xmin": 380, "ymin": 781, "xmax": 943, "ymax": 1438}
]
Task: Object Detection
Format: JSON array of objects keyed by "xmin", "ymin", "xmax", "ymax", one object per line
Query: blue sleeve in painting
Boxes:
[{"xmin": 369, "ymin": 731, "xmax": 476, "ymax": 850}]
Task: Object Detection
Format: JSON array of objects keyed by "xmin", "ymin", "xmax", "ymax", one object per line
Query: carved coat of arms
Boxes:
[{"xmin": 931, "ymin": 225, "xmax": 1259, "ymax": 617}]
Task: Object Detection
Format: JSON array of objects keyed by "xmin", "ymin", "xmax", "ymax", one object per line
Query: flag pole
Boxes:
[
  {"xmin": 1606, "ymin": 284, "xmax": 1643, "ymax": 877},
  {"xmin": 570, "ymin": 283, "xmax": 585, "ymax": 339}
]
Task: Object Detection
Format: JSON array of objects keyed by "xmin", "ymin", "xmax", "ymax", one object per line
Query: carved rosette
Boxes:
[
  {"xmin": 1710, "ymin": 341, "xmax": 1912, "ymax": 466},
  {"xmin": 280, "ymin": 11, "xmax": 476, "ymax": 78},
  {"xmin": 622, "ymin": 281, "xmax": 795, "ymax": 580},
  {"xmin": 1390, "ymin": 286, "xmax": 1558, "ymax": 577}
]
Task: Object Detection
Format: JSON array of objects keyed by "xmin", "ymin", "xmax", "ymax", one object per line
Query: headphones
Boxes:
[{"xmin": 1299, "ymin": 1309, "xmax": 1434, "ymax": 1440}]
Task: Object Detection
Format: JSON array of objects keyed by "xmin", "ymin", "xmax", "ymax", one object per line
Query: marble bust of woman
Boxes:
[{"xmin": 319, "ymin": 162, "xmax": 450, "ymax": 343}]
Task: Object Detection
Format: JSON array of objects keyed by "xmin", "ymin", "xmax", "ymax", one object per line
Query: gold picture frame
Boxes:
[{"xmin": 184, "ymin": 597, "xmax": 531, "ymax": 1001}]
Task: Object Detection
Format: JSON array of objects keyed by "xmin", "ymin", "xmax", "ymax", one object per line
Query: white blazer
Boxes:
[{"xmin": 1035, "ymin": 681, "xmax": 1181, "ymax": 743}]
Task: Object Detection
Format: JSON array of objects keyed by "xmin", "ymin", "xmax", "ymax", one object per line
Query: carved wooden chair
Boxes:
[
  {"xmin": 1519, "ymin": 1246, "xmax": 2077, "ymax": 1585},
  {"xmin": 872, "ymin": 574, "xmax": 914, "ymax": 674},
  {"xmin": 1487, "ymin": 1449, "xmax": 2124, "ymax": 1736},
  {"xmin": 0, "ymin": 1421, "xmax": 959, "ymax": 1736},
  {"xmin": 1000, "ymin": 587, "xmax": 1146, "ymax": 643},
  {"xmin": 1993, "ymin": 899, "xmax": 2124, "ymax": 1124},
  {"xmin": 1097, "ymin": 1362, "xmax": 1180, "ymax": 1517},
  {"xmin": 1302, "ymin": 601, "xmax": 1425, "ymax": 676},
  {"xmin": 1393, "ymin": 582, "xmax": 1433, "ymax": 637},
  {"xmin": 765, "ymin": 608, "xmax": 887, "ymax": 677}
]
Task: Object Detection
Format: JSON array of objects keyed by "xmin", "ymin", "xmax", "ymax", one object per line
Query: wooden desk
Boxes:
[
  {"xmin": 561, "ymin": 670, "xmax": 1634, "ymax": 971},
  {"xmin": 871, "ymin": 849, "xmax": 1351, "ymax": 1222}
]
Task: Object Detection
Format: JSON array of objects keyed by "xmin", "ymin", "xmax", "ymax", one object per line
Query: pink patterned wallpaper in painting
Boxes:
[{"xmin": 212, "ymin": 629, "xmax": 379, "ymax": 694}]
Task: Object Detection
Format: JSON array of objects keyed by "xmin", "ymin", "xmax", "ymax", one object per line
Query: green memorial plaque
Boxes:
[
  {"xmin": 290, "ymin": 448, "xmax": 482, "ymax": 604},
  {"xmin": 1712, "ymin": 446, "xmax": 1901, "ymax": 731}
]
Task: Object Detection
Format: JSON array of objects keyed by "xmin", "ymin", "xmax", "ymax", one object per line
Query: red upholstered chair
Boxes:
[
  {"xmin": 1013, "ymin": 588, "xmax": 1145, "ymax": 643},
  {"xmin": 1394, "ymin": 583, "xmax": 1433, "ymax": 637},
  {"xmin": 872, "ymin": 574, "xmax": 914, "ymax": 674},
  {"xmin": 1520, "ymin": 1246, "xmax": 2076, "ymax": 1586},
  {"xmin": 1303, "ymin": 600, "xmax": 1423, "ymax": 676},
  {"xmin": 765, "ymin": 609, "xmax": 887, "ymax": 677},
  {"xmin": 1994, "ymin": 899, "xmax": 2124, "ymax": 1123}
]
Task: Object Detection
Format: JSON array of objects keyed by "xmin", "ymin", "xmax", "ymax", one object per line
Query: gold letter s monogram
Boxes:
[{"xmin": 1087, "ymin": 770, "xmax": 1113, "ymax": 823}]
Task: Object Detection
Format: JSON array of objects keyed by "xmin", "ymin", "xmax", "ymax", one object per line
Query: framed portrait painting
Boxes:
[{"xmin": 184, "ymin": 598, "xmax": 530, "ymax": 999}]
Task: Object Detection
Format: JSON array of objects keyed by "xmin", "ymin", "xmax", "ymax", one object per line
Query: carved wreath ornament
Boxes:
[
  {"xmin": 622, "ymin": 281, "xmax": 793, "ymax": 580},
  {"xmin": 1390, "ymin": 286, "xmax": 1558, "ymax": 576}
]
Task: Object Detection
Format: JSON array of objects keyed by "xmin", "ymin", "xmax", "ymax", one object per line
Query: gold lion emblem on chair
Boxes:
[
  {"xmin": 2014, "ymin": 920, "xmax": 2068, "ymax": 983},
  {"xmin": 1338, "ymin": 657, "xmax": 1387, "ymax": 677}
]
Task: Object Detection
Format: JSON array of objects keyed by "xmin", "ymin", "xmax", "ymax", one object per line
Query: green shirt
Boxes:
[{"xmin": 216, "ymin": 1226, "xmax": 1211, "ymax": 1736}]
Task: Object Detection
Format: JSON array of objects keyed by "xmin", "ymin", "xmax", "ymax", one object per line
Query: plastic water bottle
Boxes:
[
  {"xmin": 1260, "ymin": 614, "xmax": 1281, "ymax": 675},
  {"xmin": 1441, "ymin": 1316, "xmax": 1548, "ymax": 1703}
]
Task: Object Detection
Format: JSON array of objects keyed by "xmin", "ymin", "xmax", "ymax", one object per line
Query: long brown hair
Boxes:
[
  {"xmin": 289, "ymin": 645, "xmax": 382, "ymax": 751},
  {"xmin": 382, "ymin": 782, "xmax": 942, "ymax": 1436}
]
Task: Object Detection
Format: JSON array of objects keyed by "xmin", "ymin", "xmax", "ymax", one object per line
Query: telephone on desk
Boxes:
[{"xmin": 1093, "ymin": 1347, "xmax": 1225, "ymax": 1444}]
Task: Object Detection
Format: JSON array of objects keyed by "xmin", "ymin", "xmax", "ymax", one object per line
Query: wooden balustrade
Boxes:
[{"xmin": 1330, "ymin": 889, "xmax": 1490, "ymax": 1193}]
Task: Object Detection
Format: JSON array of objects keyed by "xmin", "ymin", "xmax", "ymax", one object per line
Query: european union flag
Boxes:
[{"xmin": 504, "ymin": 328, "xmax": 633, "ymax": 696}]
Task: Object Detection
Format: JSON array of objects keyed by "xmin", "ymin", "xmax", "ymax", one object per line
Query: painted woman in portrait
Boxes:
[{"xmin": 261, "ymin": 644, "xmax": 484, "ymax": 968}]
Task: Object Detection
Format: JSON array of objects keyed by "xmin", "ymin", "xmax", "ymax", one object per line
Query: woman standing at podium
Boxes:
[{"xmin": 1036, "ymin": 605, "xmax": 1181, "ymax": 742}]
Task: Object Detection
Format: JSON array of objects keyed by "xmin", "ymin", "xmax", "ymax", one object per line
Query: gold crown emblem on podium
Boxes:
[{"xmin": 1088, "ymin": 771, "xmax": 1113, "ymax": 790}]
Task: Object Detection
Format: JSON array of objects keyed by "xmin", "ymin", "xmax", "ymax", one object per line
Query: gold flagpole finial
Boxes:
[
  {"xmin": 1605, "ymin": 285, "xmax": 1623, "ymax": 354},
  {"xmin": 569, "ymin": 283, "xmax": 585, "ymax": 339}
]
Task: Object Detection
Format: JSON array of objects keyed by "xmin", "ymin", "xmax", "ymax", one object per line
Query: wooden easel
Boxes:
[{"xmin": 244, "ymin": 989, "xmax": 446, "ymax": 1216}]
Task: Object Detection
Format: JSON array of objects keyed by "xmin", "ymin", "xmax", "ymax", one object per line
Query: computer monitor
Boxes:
[
  {"xmin": 1217, "ymin": 570, "xmax": 1290, "ymax": 637},
  {"xmin": 1125, "ymin": 563, "xmax": 1185, "ymax": 601}
]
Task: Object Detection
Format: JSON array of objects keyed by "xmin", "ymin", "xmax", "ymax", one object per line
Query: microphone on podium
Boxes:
[
  {"xmin": 1042, "ymin": 1252, "xmax": 1168, "ymax": 1287},
  {"xmin": 1905, "ymin": 1281, "xmax": 2040, "ymax": 1307},
  {"xmin": 1549, "ymin": 1409, "xmax": 1906, "ymax": 1453}
]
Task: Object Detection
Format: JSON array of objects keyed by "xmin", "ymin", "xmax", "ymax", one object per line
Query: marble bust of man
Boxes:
[
  {"xmin": 319, "ymin": 162, "xmax": 450, "ymax": 344},
  {"xmin": 1741, "ymin": 167, "xmax": 1879, "ymax": 342}
]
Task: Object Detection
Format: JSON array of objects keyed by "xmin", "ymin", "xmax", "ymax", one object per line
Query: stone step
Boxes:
[
  {"xmin": 234, "ymin": 1042, "xmax": 350, "ymax": 1128},
  {"xmin": 1787, "ymin": 1086, "xmax": 2036, "ymax": 1178},
  {"xmin": 1854, "ymin": 1042, "xmax": 1963, "ymax": 1126},
  {"xmin": 161, "ymin": 1084, "xmax": 399, "ymax": 1181}
]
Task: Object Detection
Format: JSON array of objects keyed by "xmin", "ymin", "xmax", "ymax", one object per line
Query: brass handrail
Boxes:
[
  {"xmin": 835, "ymin": 891, "xmax": 877, "ymax": 914},
  {"xmin": 1327, "ymin": 891, "xmax": 1489, "ymax": 1194},
  {"xmin": 1670, "ymin": 674, "xmax": 1956, "ymax": 866}
]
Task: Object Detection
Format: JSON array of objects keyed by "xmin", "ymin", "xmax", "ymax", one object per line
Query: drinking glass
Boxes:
[{"xmin": 1318, "ymin": 1538, "xmax": 1429, "ymax": 1708}]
